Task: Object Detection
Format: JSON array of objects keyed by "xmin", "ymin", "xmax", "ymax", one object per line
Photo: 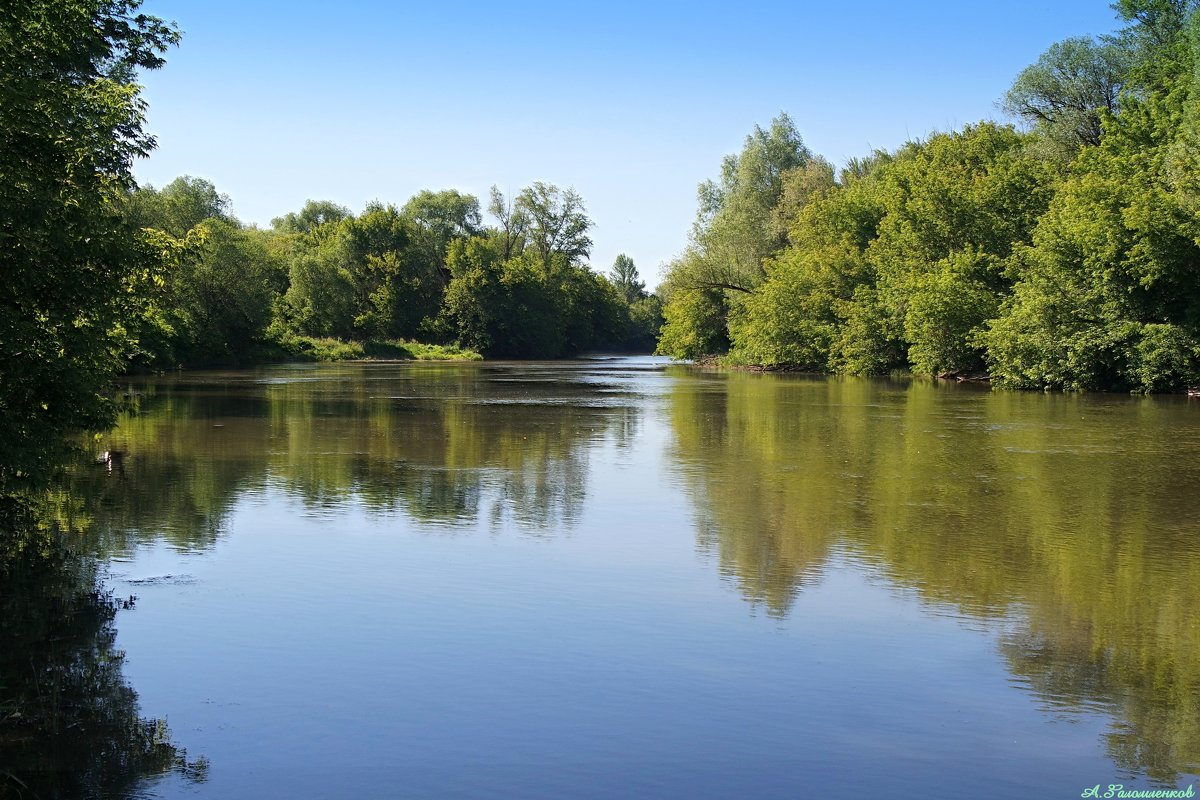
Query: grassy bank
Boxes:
[{"xmin": 272, "ymin": 336, "xmax": 482, "ymax": 363}]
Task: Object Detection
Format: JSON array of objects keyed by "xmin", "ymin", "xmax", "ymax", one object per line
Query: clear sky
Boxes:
[{"xmin": 133, "ymin": 0, "xmax": 1124, "ymax": 286}]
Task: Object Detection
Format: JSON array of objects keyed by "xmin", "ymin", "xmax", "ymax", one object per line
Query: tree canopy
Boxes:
[
  {"xmin": 0, "ymin": 0, "xmax": 180, "ymax": 493},
  {"xmin": 658, "ymin": 3, "xmax": 1200, "ymax": 392}
]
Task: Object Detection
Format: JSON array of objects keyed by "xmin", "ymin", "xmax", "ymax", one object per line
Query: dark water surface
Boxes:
[{"xmin": 60, "ymin": 357, "xmax": 1200, "ymax": 797}]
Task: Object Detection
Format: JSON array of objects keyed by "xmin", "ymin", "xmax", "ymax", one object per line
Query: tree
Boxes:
[
  {"xmin": 688, "ymin": 112, "xmax": 813, "ymax": 293},
  {"xmin": 0, "ymin": 0, "xmax": 179, "ymax": 493},
  {"xmin": 401, "ymin": 189, "xmax": 482, "ymax": 282},
  {"xmin": 514, "ymin": 182, "xmax": 593, "ymax": 265},
  {"xmin": 657, "ymin": 113, "xmax": 813, "ymax": 359},
  {"xmin": 1002, "ymin": 37, "xmax": 1130, "ymax": 155},
  {"xmin": 610, "ymin": 253, "xmax": 645, "ymax": 304},
  {"xmin": 487, "ymin": 186, "xmax": 529, "ymax": 260},
  {"xmin": 128, "ymin": 175, "xmax": 233, "ymax": 237},
  {"xmin": 440, "ymin": 183, "xmax": 621, "ymax": 358},
  {"xmin": 271, "ymin": 200, "xmax": 351, "ymax": 235}
]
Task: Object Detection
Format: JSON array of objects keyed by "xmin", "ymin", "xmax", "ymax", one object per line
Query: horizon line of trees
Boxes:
[
  {"xmin": 656, "ymin": 0, "xmax": 1200, "ymax": 394},
  {"xmin": 123, "ymin": 178, "xmax": 664, "ymax": 368}
]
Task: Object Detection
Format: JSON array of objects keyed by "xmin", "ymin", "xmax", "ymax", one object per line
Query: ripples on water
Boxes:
[{"xmin": 25, "ymin": 357, "xmax": 1200, "ymax": 798}]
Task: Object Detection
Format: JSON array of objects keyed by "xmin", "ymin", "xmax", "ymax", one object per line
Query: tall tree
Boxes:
[
  {"xmin": 401, "ymin": 189, "xmax": 482, "ymax": 292},
  {"xmin": 128, "ymin": 175, "xmax": 233, "ymax": 237},
  {"xmin": 514, "ymin": 182, "xmax": 593, "ymax": 265},
  {"xmin": 0, "ymin": 0, "xmax": 179, "ymax": 492},
  {"xmin": 609, "ymin": 253, "xmax": 645, "ymax": 304},
  {"xmin": 657, "ymin": 113, "xmax": 812, "ymax": 359},
  {"xmin": 1002, "ymin": 36, "xmax": 1130, "ymax": 153},
  {"xmin": 487, "ymin": 186, "xmax": 529, "ymax": 260}
]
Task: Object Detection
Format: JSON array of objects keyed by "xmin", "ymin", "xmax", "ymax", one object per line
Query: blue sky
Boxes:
[{"xmin": 134, "ymin": 1, "xmax": 1124, "ymax": 286}]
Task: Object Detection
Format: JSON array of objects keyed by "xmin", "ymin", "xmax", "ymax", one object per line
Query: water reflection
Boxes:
[
  {"xmin": 75, "ymin": 362, "xmax": 648, "ymax": 553},
  {"xmin": 53, "ymin": 359, "xmax": 1200, "ymax": 790},
  {"xmin": 667, "ymin": 372, "xmax": 1200, "ymax": 782},
  {"xmin": 0, "ymin": 497, "xmax": 206, "ymax": 798}
]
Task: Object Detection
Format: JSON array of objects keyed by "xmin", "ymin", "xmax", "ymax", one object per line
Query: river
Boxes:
[{"xmin": 37, "ymin": 356, "xmax": 1200, "ymax": 798}]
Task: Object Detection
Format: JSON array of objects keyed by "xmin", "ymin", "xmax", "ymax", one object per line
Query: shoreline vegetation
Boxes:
[
  {"xmin": 187, "ymin": 335, "xmax": 484, "ymax": 366},
  {"xmin": 6, "ymin": 3, "xmax": 1200, "ymax": 511},
  {"xmin": 654, "ymin": 3, "xmax": 1200, "ymax": 395},
  {"xmin": 2, "ymin": 1, "xmax": 1200, "ymax": 795},
  {"xmin": 5, "ymin": 1, "xmax": 1200, "ymax": 502}
]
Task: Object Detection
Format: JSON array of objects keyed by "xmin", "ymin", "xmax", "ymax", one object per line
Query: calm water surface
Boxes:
[{"xmin": 68, "ymin": 357, "xmax": 1200, "ymax": 798}]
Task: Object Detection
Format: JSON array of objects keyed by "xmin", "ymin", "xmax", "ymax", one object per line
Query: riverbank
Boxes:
[{"xmin": 272, "ymin": 335, "xmax": 482, "ymax": 363}]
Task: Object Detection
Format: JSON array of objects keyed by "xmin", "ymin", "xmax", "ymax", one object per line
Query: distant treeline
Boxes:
[
  {"xmin": 656, "ymin": 0, "xmax": 1200, "ymax": 393},
  {"xmin": 123, "ymin": 180, "xmax": 663, "ymax": 368},
  {"xmin": 1, "ymin": 0, "xmax": 666, "ymax": 496}
]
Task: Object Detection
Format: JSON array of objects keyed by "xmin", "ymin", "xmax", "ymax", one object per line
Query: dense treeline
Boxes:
[
  {"xmin": 124, "ymin": 179, "xmax": 663, "ymax": 368},
  {"xmin": 658, "ymin": 0, "xmax": 1200, "ymax": 392},
  {"xmin": 1, "ymin": 3, "xmax": 206, "ymax": 794},
  {"xmin": 0, "ymin": 0, "xmax": 663, "ymax": 495}
]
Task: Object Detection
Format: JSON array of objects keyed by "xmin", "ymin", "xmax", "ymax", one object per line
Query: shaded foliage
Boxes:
[{"xmin": 0, "ymin": 497, "xmax": 206, "ymax": 798}]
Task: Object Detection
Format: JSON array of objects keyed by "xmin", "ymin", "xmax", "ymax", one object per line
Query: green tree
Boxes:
[
  {"xmin": 438, "ymin": 184, "xmax": 622, "ymax": 358},
  {"xmin": 514, "ymin": 182, "xmax": 593, "ymax": 265},
  {"xmin": 125, "ymin": 178, "xmax": 286, "ymax": 366},
  {"xmin": 658, "ymin": 114, "xmax": 813, "ymax": 358},
  {"xmin": 271, "ymin": 199, "xmax": 351, "ymax": 235},
  {"xmin": 656, "ymin": 284, "xmax": 730, "ymax": 359},
  {"xmin": 0, "ymin": 0, "xmax": 179, "ymax": 493},
  {"xmin": 401, "ymin": 189, "xmax": 482, "ymax": 285},
  {"xmin": 609, "ymin": 253, "xmax": 645, "ymax": 304},
  {"xmin": 1002, "ymin": 36, "xmax": 1130, "ymax": 154},
  {"xmin": 128, "ymin": 175, "xmax": 232, "ymax": 237},
  {"xmin": 487, "ymin": 186, "xmax": 529, "ymax": 261},
  {"xmin": 688, "ymin": 112, "xmax": 812, "ymax": 293},
  {"xmin": 984, "ymin": 5, "xmax": 1200, "ymax": 392}
]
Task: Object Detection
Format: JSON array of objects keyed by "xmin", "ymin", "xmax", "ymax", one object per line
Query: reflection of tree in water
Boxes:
[
  {"xmin": 74, "ymin": 363, "xmax": 638, "ymax": 548},
  {"xmin": 0, "ymin": 498, "xmax": 206, "ymax": 799},
  {"xmin": 668, "ymin": 372, "xmax": 1200, "ymax": 781},
  {"xmin": 62, "ymin": 390, "xmax": 274, "ymax": 556},
  {"xmin": 667, "ymin": 374, "xmax": 879, "ymax": 616}
]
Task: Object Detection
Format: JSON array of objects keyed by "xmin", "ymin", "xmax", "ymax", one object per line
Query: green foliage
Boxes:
[
  {"xmin": 0, "ymin": 0, "xmax": 178, "ymax": 493},
  {"xmin": 126, "ymin": 181, "xmax": 286, "ymax": 367},
  {"xmin": 725, "ymin": 122, "xmax": 1053, "ymax": 377},
  {"xmin": 435, "ymin": 185, "xmax": 628, "ymax": 358},
  {"xmin": 1003, "ymin": 36, "xmax": 1129, "ymax": 154},
  {"xmin": 656, "ymin": 286, "xmax": 730, "ymax": 359},
  {"xmin": 624, "ymin": 294, "xmax": 665, "ymax": 353},
  {"xmin": 658, "ymin": 114, "xmax": 830, "ymax": 360},
  {"xmin": 610, "ymin": 253, "xmax": 645, "ymax": 304},
  {"xmin": 830, "ymin": 286, "xmax": 906, "ymax": 375},
  {"xmin": 127, "ymin": 175, "xmax": 232, "ymax": 236},
  {"xmin": 902, "ymin": 252, "xmax": 1000, "ymax": 375},
  {"xmin": 984, "ymin": 26, "xmax": 1200, "ymax": 392},
  {"xmin": 515, "ymin": 182, "xmax": 593, "ymax": 265},
  {"xmin": 675, "ymin": 112, "xmax": 814, "ymax": 296},
  {"xmin": 279, "ymin": 231, "xmax": 359, "ymax": 338},
  {"xmin": 440, "ymin": 239, "xmax": 619, "ymax": 359},
  {"xmin": 726, "ymin": 161, "xmax": 885, "ymax": 369},
  {"xmin": 661, "ymin": 7, "xmax": 1200, "ymax": 392},
  {"xmin": 270, "ymin": 335, "xmax": 481, "ymax": 362},
  {"xmin": 271, "ymin": 199, "xmax": 351, "ymax": 234}
]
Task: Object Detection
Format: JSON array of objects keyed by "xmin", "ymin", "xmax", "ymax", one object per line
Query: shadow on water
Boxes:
[
  {"xmin": 667, "ymin": 371, "xmax": 1200, "ymax": 784},
  {"xmin": 0, "ymin": 496, "xmax": 206, "ymax": 799}
]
